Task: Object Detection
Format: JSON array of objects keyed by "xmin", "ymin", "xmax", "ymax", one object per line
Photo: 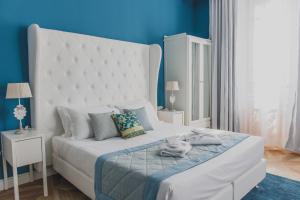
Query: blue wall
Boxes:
[
  {"xmin": 0, "ymin": 0, "xmax": 209, "ymax": 179},
  {"xmin": 194, "ymin": 0, "xmax": 210, "ymax": 38}
]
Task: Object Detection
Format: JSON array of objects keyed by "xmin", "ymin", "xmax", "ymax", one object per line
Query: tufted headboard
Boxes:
[{"xmin": 28, "ymin": 24, "xmax": 161, "ymax": 164}]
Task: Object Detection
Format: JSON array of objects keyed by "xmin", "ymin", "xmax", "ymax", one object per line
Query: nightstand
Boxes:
[
  {"xmin": 1, "ymin": 130, "xmax": 48, "ymax": 200},
  {"xmin": 157, "ymin": 110, "xmax": 184, "ymax": 126}
]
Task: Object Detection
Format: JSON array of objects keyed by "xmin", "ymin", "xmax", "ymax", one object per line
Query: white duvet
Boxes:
[{"xmin": 52, "ymin": 122, "xmax": 264, "ymax": 200}]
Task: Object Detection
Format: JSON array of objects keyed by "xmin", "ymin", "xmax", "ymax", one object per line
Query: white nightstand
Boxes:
[
  {"xmin": 157, "ymin": 110, "xmax": 184, "ymax": 126},
  {"xmin": 1, "ymin": 130, "xmax": 48, "ymax": 200}
]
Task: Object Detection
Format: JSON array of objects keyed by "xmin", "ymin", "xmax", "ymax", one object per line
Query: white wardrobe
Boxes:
[{"xmin": 164, "ymin": 33, "xmax": 211, "ymax": 128}]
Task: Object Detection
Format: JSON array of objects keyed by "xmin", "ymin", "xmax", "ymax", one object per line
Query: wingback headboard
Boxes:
[{"xmin": 28, "ymin": 24, "xmax": 161, "ymax": 164}]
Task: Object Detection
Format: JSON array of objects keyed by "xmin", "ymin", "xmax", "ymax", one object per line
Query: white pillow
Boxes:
[
  {"xmin": 116, "ymin": 100, "xmax": 158, "ymax": 129},
  {"xmin": 57, "ymin": 105, "xmax": 118, "ymax": 139},
  {"xmin": 57, "ymin": 106, "xmax": 72, "ymax": 137}
]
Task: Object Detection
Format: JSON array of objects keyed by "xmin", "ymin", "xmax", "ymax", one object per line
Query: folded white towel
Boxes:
[
  {"xmin": 191, "ymin": 128, "xmax": 213, "ymax": 136},
  {"xmin": 185, "ymin": 134, "xmax": 222, "ymax": 145},
  {"xmin": 160, "ymin": 139, "xmax": 192, "ymax": 158},
  {"xmin": 166, "ymin": 137, "xmax": 183, "ymax": 148},
  {"xmin": 186, "ymin": 129, "xmax": 222, "ymax": 145}
]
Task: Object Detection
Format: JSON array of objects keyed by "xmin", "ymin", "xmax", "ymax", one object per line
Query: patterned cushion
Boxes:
[
  {"xmin": 111, "ymin": 111, "xmax": 145, "ymax": 138},
  {"xmin": 123, "ymin": 107, "xmax": 154, "ymax": 131}
]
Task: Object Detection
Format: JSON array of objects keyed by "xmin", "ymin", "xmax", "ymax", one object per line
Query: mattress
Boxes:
[{"xmin": 52, "ymin": 122, "xmax": 264, "ymax": 200}]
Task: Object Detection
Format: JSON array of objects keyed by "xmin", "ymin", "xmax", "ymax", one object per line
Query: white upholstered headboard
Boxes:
[{"xmin": 28, "ymin": 24, "xmax": 161, "ymax": 164}]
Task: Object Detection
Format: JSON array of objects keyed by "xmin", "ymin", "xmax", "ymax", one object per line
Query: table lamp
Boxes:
[
  {"xmin": 6, "ymin": 83, "xmax": 32, "ymax": 134},
  {"xmin": 166, "ymin": 81, "xmax": 179, "ymax": 111}
]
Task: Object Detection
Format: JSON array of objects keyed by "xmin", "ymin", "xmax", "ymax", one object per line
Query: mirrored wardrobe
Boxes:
[{"xmin": 164, "ymin": 33, "xmax": 211, "ymax": 128}]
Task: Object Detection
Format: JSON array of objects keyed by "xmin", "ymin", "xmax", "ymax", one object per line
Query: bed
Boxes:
[{"xmin": 28, "ymin": 24, "xmax": 266, "ymax": 200}]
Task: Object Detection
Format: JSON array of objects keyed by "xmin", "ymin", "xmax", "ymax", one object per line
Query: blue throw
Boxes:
[{"xmin": 94, "ymin": 132, "xmax": 249, "ymax": 200}]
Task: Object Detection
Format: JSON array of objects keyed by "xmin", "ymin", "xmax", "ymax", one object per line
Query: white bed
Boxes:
[
  {"xmin": 28, "ymin": 24, "xmax": 266, "ymax": 200},
  {"xmin": 52, "ymin": 122, "xmax": 264, "ymax": 200}
]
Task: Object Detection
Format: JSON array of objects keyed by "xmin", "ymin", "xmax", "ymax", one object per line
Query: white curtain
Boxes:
[
  {"xmin": 286, "ymin": 5, "xmax": 300, "ymax": 153},
  {"xmin": 210, "ymin": 0, "xmax": 239, "ymax": 131},
  {"xmin": 236, "ymin": 0, "xmax": 300, "ymax": 148}
]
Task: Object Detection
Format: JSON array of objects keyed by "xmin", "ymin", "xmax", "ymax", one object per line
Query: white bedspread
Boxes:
[{"xmin": 52, "ymin": 122, "xmax": 264, "ymax": 200}]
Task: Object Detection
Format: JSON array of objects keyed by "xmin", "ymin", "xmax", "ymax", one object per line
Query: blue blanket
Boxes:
[{"xmin": 94, "ymin": 132, "xmax": 248, "ymax": 200}]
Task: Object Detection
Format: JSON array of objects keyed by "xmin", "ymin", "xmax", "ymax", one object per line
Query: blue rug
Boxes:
[{"xmin": 243, "ymin": 173, "xmax": 300, "ymax": 200}]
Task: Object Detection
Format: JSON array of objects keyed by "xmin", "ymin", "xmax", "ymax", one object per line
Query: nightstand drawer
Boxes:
[
  {"xmin": 157, "ymin": 110, "xmax": 184, "ymax": 126},
  {"xmin": 172, "ymin": 114, "xmax": 183, "ymax": 125},
  {"xmin": 15, "ymin": 138, "xmax": 42, "ymax": 166},
  {"xmin": 1, "ymin": 130, "xmax": 48, "ymax": 199}
]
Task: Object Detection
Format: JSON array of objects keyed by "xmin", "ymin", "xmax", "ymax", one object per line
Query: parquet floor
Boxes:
[
  {"xmin": 0, "ymin": 149, "xmax": 299, "ymax": 200},
  {"xmin": 264, "ymin": 148, "xmax": 300, "ymax": 181},
  {"xmin": 0, "ymin": 175, "xmax": 89, "ymax": 200}
]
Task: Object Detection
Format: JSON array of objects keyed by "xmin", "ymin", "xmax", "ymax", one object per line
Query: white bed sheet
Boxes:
[{"xmin": 52, "ymin": 122, "xmax": 264, "ymax": 200}]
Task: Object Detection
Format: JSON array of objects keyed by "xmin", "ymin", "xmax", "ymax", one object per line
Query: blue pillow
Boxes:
[
  {"xmin": 124, "ymin": 107, "xmax": 154, "ymax": 131},
  {"xmin": 89, "ymin": 112, "xmax": 119, "ymax": 140}
]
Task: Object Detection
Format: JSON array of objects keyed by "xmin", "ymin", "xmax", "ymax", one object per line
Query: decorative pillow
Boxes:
[
  {"xmin": 57, "ymin": 106, "xmax": 72, "ymax": 137},
  {"xmin": 116, "ymin": 100, "xmax": 158, "ymax": 128},
  {"xmin": 89, "ymin": 112, "xmax": 119, "ymax": 141},
  {"xmin": 124, "ymin": 107, "xmax": 153, "ymax": 131},
  {"xmin": 57, "ymin": 105, "xmax": 118, "ymax": 139},
  {"xmin": 111, "ymin": 111, "xmax": 145, "ymax": 138}
]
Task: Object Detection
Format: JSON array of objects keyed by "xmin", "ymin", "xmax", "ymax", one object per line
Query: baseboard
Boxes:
[{"xmin": 0, "ymin": 167, "xmax": 56, "ymax": 191}]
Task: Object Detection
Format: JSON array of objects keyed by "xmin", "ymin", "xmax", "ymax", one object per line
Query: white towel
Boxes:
[
  {"xmin": 191, "ymin": 128, "xmax": 213, "ymax": 136},
  {"xmin": 186, "ymin": 129, "xmax": 222, "ymax": 145},
  {"xmin": 160, "ymin": 139, "xmax": 192, "ymax": 158},
  {"xmin": 185, "ymin": 134, "xmax": 222, "ymax": 145}
]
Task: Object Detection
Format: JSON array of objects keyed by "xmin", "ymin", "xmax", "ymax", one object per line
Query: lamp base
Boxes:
[
  {"xmin": 169, "ymin": 94, "xmax": 176, "ymax": 111},
  {"xmin": 13, "ymin": 102, "xmax": 27, "ymax": 134},
  {"xmin": 168, "ymin": 106, "xmax": 177, "ymax": 112}
]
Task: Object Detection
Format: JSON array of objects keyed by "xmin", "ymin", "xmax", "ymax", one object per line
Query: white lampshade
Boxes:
[
  {"xmin": 6, "ymin": 83, "xmax": 32, "ymax": 99},
  {"xmin": 166, "ymin": 81, "xmax": 180, "ymax": 91}
]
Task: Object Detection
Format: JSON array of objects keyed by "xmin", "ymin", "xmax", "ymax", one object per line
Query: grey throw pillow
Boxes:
[
  {"xmin": 124, "ymin": 107, "xmax": 154, "ymax": 131},
  {"xmin": 89, "ymin": 112, "xmax": 119, "ymax": 141}
]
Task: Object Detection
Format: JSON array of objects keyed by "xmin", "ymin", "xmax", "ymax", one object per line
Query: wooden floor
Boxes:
[
  {"xmin": 264, "ymin": 148, "xmax": 300, "ymax": 181},
  {"xmin": 0, "ymin": 175, "xmax": 90, "ymax": 200},
  {"xmin": 0, "ymin": 149, "xmax": 299, "ymax": 200}
]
